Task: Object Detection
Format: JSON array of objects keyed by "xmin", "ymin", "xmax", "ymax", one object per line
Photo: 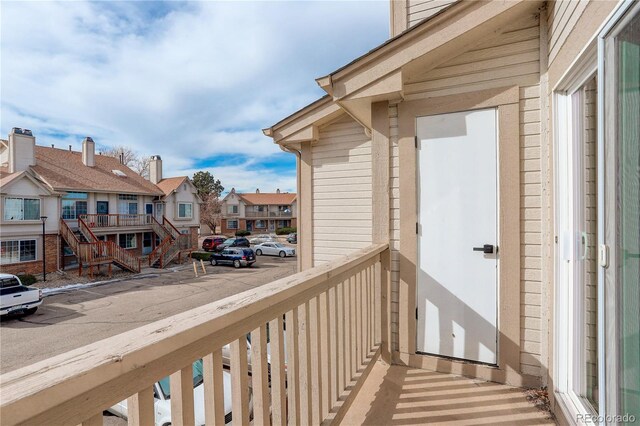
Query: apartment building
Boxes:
[
  {"xmin": 220, "ymin": 188, "xmax": 296, "ymax": 235},
  {"xmin": 0, "ymin": 128, "xmax": 200, "ymax": 276}
]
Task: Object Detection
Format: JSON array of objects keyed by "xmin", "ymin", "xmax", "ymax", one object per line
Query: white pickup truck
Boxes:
[{"xmin": 0, "ymin": 273, "xmax": 43, "ymax": 317}]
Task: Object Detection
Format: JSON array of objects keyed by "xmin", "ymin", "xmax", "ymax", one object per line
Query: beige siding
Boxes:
[
  {"xmin": 388, "ymin": 14, "xmax": 544, "ymax": 378},
  {"xmin": 389, "ymin": 103, "xmax": 401, "ymax": 351},
  {"xmin": 311, "ymin": 115, "xmax": 373, "ymax": 266},
  {"xmin": 547, "ymin": 0, "xmax": 589, "ymax": 64},
  {"xmin": 408, "ymin": 0, "xmax": 457, "ymax": 29}
]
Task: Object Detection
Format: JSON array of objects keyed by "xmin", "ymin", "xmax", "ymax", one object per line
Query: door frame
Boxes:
[
  {"xmin": 396, "ymin": 86, "xmax": 523, "ymax": 385},
  {"xmin": 415, "ymin": 108, "xmax": 499, "ymax": 365}
]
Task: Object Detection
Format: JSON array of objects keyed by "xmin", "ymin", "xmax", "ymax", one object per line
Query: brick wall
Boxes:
[
  {"xmin": 190, "ymin": 227, "xmax": 198, "ymax": 249},
  {"xmin": 0, "ymin": 234, "xmax": 59, "ymax": 276}
]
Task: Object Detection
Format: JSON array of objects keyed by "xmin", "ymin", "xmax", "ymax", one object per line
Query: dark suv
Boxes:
[
  {"xmin": 202, "ymin": 236, "xmax": 226, "ymax": 252},
  {"xmin": 209, "ymin": 248, "xmax": 255, "ymax": 268},
  {"xmin": 216, "ymin": 237, "xmax": 250, "ymax": 251}
]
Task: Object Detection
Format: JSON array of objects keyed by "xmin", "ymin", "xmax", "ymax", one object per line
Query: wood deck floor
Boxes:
[{"xmin": 338, "ymin": 361, "xmax": 556, "ymax": 425}]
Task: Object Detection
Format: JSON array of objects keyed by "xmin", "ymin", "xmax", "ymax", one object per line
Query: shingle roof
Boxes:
[
  {"xmin": 237, "ymin": 192, "xmax": 296, "ymax": 206},
  {"xmin": 156, "ymin": 176, "xmax": 187, "ymax": 196},
  {"xmin": 31, "ymin": 146, "xmax": 163, "ymax": 195}
]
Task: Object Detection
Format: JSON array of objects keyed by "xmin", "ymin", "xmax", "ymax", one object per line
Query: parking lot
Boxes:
[{"xmin": 0, "ymin": 254, "xmax": 296, "ymax": 374}]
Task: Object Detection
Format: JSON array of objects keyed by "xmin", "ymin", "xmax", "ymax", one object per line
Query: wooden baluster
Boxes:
[
  {"xmin": 251, "ymin": 325, "xmax": 270, "ymax": 425},
  {"xmin": 309, "ymin": 297, "xmax": 321, "ymax": 425},
  {"xmin": 356, "ymin": 271, "xmax": 363, "ymax": 369},
  {"xmin": 285, "ymin": 308, "xmax": 300, "ymax": 425},
  {"xmin": 328, "ymin": 286, "xmax": 338, "ymax": 408},
  {"xmin": 127, "ymin": 386, "xmax": 154, "ymax": 426},
  {"xmin": 269, "ymin": 316, "xmax": 287, "ymax": 426},
  {"xmin": 364, "ymin": 266, "xmax": 370, "ymax": 355},
  {"xmin": 203, "ymin": 349, "xmax": 225, "ymax": 426},
  {"xmin": 78, "ymin": 413, "xmax": 102, "ymax": 426},
  {"xmin": 319, "ymin": 291, "xmax": 331, "ymax": 420},
  {"xmin": 369, "ymin": 265, "xmax": 374, "ymax": 350},
  {"xmin": 230, "ymin": 338, "xmax": 250, "ymax": 426},
  {"xmin": 170, "ymin": 365, "xmax": 195, "ymax": 426},
  {"xmin": 298, "ymin": 302, "xmax": 312, "ymax": 425},
  {"xmin": 337, "ymin": 280, "xmax": 345, "ymax": 397},
  {"xmin": 350, "ymin": 275, "xmax": 357, "ymax": 379}
]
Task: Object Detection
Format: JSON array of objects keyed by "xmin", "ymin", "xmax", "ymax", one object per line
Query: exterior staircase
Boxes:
[
  {"xmin": 60, "ymin": 214, "xmax": 192, "ymax": 275},
  {"xmin": 148, "ymin": 216, "xmax": 192, "ymax": 268},
  {"xmin": 60, "ymin": 219, "xmax": 141, "ymax": 274}
]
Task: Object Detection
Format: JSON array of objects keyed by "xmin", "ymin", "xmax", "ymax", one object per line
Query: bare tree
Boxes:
[
  {"xmin": 102, "ymin": 146, "xmax": 150, "ymax": 178},
  {"xmin": 201, "ymin": 193, "xmax": 223, "ymax": 234}
]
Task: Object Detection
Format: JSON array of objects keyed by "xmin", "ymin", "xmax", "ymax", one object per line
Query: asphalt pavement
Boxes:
[{"xmin": 0, "ymin": 255, "xmax": 296, "ymax": 374}]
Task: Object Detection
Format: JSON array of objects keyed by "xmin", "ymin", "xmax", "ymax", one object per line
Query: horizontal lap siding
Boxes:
[
  {"xmin": 547, "ymin": 0, "xmax": 590, "ymax": 64},
  {"xmin": 408, "ymin": 0, "xmax": 457, "ymax": 29},
  {"xmin": 390, "ymin": 14, "xmax": 544, "ymax": 378},
  {"xmin": 312, "ymin": 116, "xmax": 373, "ymax": 266}
]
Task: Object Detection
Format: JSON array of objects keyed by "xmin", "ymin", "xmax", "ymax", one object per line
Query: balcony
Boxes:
[
  {"xmin": 80, "ymin": 214, "xmax": 155, "ymax": 229},
  {"xmin": 245, "ymin": 210, "xmax": 293, "ymax": 218},
  {"xmin": 0, "ymin": 244, "xmax": 550, "ymax": 425}
]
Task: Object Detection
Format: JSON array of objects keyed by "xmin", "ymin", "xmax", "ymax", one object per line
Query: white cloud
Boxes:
[{"xmin": 0, "ymin": 1, "xmax": 389, "ymax": 191}]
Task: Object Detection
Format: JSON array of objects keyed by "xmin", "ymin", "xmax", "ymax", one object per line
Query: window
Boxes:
[
  {"xmin": 256, "ymin": 205, "xmax": 266, "ymax": 212},
  {"xmin": 178, "ymin": 203, "xmax": 192, "ymax": 219},
  {"xmin": 118, "ymin": 194, "xmax": 138, "ymax": 215},
  {"xmin": 1, "ymin": 240, "xmax": 36, "ymax": 264},
  {"xmin": 3, "ymin": 197, "xmax": 40, "ymax": 221},
  {"xmin": 228, "ymin": 205, "xmax": 238, "ymax": 214},
  {"xmin": 118, "ymin": 233, "xmax": 136, "ymax": 249},
  {"xmin": 61, "ymin": 192, "xmax": 88, "ymax": 220},
  {"xmin": 255, "ymin": 220, "xmax": 266, "ymax": 228},
  {"xmin": 227, "ymin": 220, "xmax": 238, "ymax": 229}
]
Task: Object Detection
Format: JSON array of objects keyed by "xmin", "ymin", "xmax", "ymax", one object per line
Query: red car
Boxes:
[{"xmin": 202, "ymin": 236, "xmax": 226, "ymax": 252}]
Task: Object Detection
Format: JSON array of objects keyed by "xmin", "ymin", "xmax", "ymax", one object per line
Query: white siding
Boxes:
[
  {"xmin": 547, "ymin": 0, "xmax": 590, "ymax": 64},
  {"xmin": 389, "ymin": 14, "xmax": 544, "ymax": 378},
  {"xmin": 312, "ymin": 115, "xmax": 373, "ymax": 265},
  {"xmin": 408, "ymin": 0, "xmax": 457, "ymax": 29}
]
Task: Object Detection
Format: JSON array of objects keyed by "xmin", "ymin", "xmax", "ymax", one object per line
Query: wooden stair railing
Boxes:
[{"xmin": 76, "ymin": 216, "xmax": 140, "ymax": 273}]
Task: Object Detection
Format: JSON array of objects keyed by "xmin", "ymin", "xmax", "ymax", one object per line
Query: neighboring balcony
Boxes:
[
  {"xmin": 80, "ymin": 214, "xmax": 155, "ymax": 231},
  {"xmin": 0, "ymin": 244, "xmax": 551, "ymax": 425},
  {"xmin": 245, "ymin": 210, "xmax": 293, "ymax": 218}
]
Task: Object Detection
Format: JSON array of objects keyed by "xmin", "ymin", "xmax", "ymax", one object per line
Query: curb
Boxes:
[{"xmin": 42, "ymin": 263, "xmax": 194, "ymax": 296}]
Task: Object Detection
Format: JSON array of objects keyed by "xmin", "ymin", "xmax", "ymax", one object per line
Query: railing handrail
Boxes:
[
  {"xmin": 148, "ymin": 236, "xmax": 172, "ymax": 267},
  {"xmin": 162, "ymin": 215, "xmax": 181, "ymax": 238},
  {"xmin": 77, "ymin": 216, "xmax": 99, "ymax": 243},
  {"xmin": 0, "ymin": 243, "xmax": 388, "ymax": 425}
]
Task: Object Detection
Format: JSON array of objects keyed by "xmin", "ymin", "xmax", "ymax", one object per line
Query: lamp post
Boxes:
[{"xmin": 40, "ymin": 216, "xmax": 47, "ymax": 281}]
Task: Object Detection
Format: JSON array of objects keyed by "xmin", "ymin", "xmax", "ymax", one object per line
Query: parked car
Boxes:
[
  {"xmin": 216, "ymin": 237, "xmax": 250, "ymax": 251},
  {"xmin": 0, "ymin": 273, "xmax": 43, "ymax": 317},
  {"xmin": 249, "ymin": 234, "xmax": 277, "ymax": 245},
  {"xmin": 107, "ymin": 360, "xmax": 244, "ymax": 425},
  {"xmin": 202, "ymin": 236, "xmax": 227, "ymax": 252},
  {"xmin": 210, "ymin": 248, "xmax": 256, "ymax": 268},
  {"xmin": 286, "ymin": 233, "xmax": 297, "ymax": 244},
  {"xmin": 254, "ymin": 242, "xmax": 296, "ymax": 258}
]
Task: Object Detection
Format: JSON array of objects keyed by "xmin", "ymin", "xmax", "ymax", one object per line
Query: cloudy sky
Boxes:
[{"xmin": 1, "ymin": 1, "xmax": 389, "ymax": 193}]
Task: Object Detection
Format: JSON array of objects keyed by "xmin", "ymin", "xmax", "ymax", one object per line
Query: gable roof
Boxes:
[
  {"xmin": 237, "ymin": 192, "xmax": 297, "ymax": 206},
  {"xmin": 156, "ymin": 176, "xmax": 188, "ymax": 196},
  {"xmin": 0, "ymin": 168, "xmax": 58, "ymax": 195},
  {"xmin": 265, "ymin": 0, "xmax": 541, "ymax": 141},
  {"xmin": 31, "ymin": 146, "xmax": 163, "ymax": 195}
]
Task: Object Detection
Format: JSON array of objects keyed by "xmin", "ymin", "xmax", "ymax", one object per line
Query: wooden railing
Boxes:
[
  {"xmin": 80, "ymin": 214, "xmax": 154, "ymax": 228},
  {"xmin": 245, "ymin": 211, "xmax": 293, "ymax": 218},
  {"xmin": 0, "ymin": 244, "xmax": 389, "ymax": 425}
]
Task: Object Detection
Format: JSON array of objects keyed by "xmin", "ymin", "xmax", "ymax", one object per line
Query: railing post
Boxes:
[
  {"xmin": 379, "ymin": 249, "xmax": 391, "ymax": 362},
  {"xmin": 170, "ymin": 366, "xmax": 195, "ymax": 426},
  {"xmin": 126, "ymin": 387, "xmax": 154, "ymax": 426}
]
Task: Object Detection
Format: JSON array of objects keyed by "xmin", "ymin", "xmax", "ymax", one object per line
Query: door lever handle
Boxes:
[{"xmin": 473, "ymin": 244, "xmax": 495, "ymax": 254}]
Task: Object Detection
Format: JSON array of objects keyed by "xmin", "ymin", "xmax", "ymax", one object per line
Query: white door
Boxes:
[{"xmin": 416, "ymin": 108, "xmax": 498, "ymax": 365}]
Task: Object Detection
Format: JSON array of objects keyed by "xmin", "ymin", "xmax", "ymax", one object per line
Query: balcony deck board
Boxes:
[{"xmin": 338, "ymin": 362, "xmax": 555, "ymax": 425}]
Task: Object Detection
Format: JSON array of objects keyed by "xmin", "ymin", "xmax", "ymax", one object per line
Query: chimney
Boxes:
[
  {"xmin": 82, "ymin": 137, "xmax": 95, "ymax": 167},
  {"xmin": 8, "ymin": 128, "xmax": 36, "ymax": 173},
  {"xmin": 256, "ymin": 188, "xmax": 260, "ymax": 193},
  {"xmin": 150, "ymin": 155, "xmax": 162, "ymax": 184},
  {"xmin": 276, "ymin": 188, "xmax": 280, "ymax": 194}
]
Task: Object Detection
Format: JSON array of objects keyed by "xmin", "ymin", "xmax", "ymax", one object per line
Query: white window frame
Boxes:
[
  {"xmin": 554, "ymin": 42, "xmax": 600, "ymax": 424},
  {"xmin": 255, "ymin": 220, "xmax": 266, "ymax": 229},
  {"xmin": 554, "ymin": 3, "xmax": 639, "ymax": 423},
  {"xmin": 228, "ymin": 205, "xmax": 238, "ymax": 214},
  {"xmin": 118, "ymin": 233, "xmax": 137, "ymax": 249},
  {"xmin": 2, "ymin": 197, "xmax": 41, "ymax": 222},
  {"xmin": 178, "ymin": 203, "xmax": 193, "ymax": 219},
  {"xmin": 0, "ymin": 239, "xmax": 38, "ymax": 264},
  {"xmin": 227, "ymin": 220, "xmax": 238, "ymax": 229}
]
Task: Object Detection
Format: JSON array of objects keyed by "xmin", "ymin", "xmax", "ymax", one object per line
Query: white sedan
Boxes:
[
  {"xmin": 107, "ymin": 359, "xmax": 248, "ymax": 425},
  {"xmin": 253, "ymin": 242, "xmax": 296, "ymax": 258},
  {"xmin": 249, "ymin": 234, "xmax": 277, "ymax": 244}
]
